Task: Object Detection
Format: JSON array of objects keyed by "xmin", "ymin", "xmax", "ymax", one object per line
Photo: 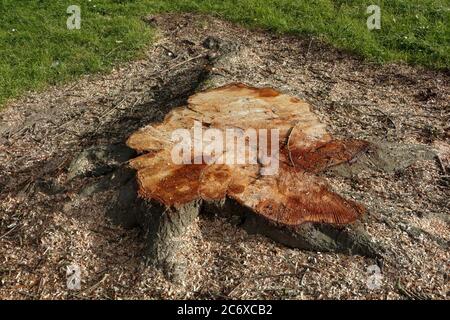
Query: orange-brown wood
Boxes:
[{"xmin": 127, "ymin": 84, "xmax": 368, "ymax": 226}]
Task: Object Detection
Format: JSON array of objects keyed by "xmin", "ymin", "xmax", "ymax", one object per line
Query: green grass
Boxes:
[{"xmin": 0, "ymin": 0, "xmax": 449, "ymax": 108}]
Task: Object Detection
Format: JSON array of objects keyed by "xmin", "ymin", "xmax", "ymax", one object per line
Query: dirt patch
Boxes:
[{"xmin": 0, "ymin": 13, "xmax": 448, "ymax": 299}]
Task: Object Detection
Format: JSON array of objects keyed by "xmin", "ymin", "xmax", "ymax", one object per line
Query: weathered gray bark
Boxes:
[
  {"xmin": 107, "ymin": 170, "xmax": 200, "ymax": 281},
  {"xmin": 142, "ymin": 199, "xmax": 200, "ymax": 279},
  {"xmin": 204, "ymin": 197, "xmax": 382, "ymax": 258}
]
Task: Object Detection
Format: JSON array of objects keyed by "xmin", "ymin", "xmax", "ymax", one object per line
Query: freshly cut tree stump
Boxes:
[{"xmin": 112, "ymin": 83, "xmax": 381, "ymax": 279}]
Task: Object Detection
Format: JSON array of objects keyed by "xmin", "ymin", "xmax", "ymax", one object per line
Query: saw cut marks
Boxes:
[{"xmin": 127, "ymin": 83, "xmax": 369, "ymax": 226}]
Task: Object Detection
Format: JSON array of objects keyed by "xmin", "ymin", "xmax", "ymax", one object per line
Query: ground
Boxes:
[{"xmin": 0, "ymin": 13, "xmax": 448, "ymax": 299}]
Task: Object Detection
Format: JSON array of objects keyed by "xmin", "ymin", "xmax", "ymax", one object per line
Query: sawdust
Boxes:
[{"xmin": 0, "ymin": 13, "xmax": 448, "ymax": 300}]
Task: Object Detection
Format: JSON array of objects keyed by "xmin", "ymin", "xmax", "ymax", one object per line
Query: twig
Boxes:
[
  {"xmin": 158, "ymin": 53, "xmax": 207, "ymax": 74},
  {"xmin": 396, "ymin": 279, "xmax": 428, "ymax": 300},
  {"xmin": 339, "ymin": 76, "xmax": 370, "ymax": 87},
  {"xmin": 0, "ymin": 225, "xmax": 19, "ymax": 240},
  {"xmin": 374, "ymin": 108, "xmax": 397, "ymax": 130},
  {"xmin": 82, "ymin": 274, "xmax": 109, "ymax": 294},
  {"xmin": 435, "ymin": 154, "xmax": 447, "ymax": 175},
  {"xmin": 305, "ymin": 38, "xmax": 313, "ymax": 61},
  {"xmin": 297, "ymin": 263, "xmax": 320, "ymax": 272},
  {"xmin": 158, "ymin": 44, "xmax": 176, "ymax": 57},
  {"xmin": 227, "ymin": 265, "xmax": 318, "ymax": 297}
]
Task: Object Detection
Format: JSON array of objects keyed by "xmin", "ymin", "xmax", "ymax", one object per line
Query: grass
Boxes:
[{"xmin": 0, "ymin": 0, "xmax": 449, "ymax": 108}]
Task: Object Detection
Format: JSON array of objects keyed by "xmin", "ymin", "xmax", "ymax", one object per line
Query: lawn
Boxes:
[{"xmin": 0, "ymin": 0, "xmax": 449, "ymax": 108}]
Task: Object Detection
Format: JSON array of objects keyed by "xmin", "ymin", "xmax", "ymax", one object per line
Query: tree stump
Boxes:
[{"xmin": 110, "ymin": 83, "xmax": 381, "ymax": 280}]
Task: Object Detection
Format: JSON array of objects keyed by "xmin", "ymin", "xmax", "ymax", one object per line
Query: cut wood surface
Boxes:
[{"xmin": 127, "ymin": 83, "xmax": 369, "ymax": 226}]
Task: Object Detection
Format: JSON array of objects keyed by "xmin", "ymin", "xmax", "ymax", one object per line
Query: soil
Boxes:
[{"xmin": 0, "ymin": 13, "xmax": 448, "ymax": 300}]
